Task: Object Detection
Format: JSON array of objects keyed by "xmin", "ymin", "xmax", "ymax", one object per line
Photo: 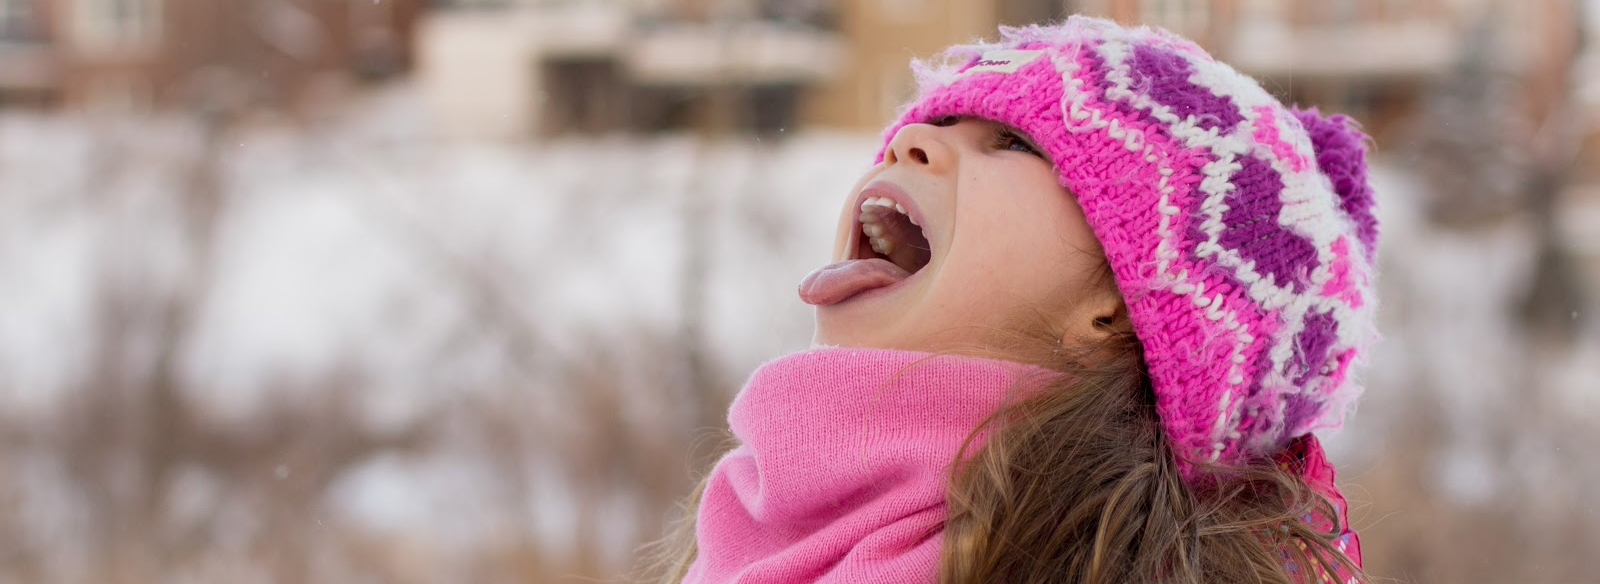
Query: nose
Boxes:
[{"xmin": 884, "ymin": 122, "xmax": 952, "ymax": 174}]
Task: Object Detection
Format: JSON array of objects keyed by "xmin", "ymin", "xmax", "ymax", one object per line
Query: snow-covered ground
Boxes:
[
  {"xmin": 0, "ymin": 85, "xmax": 882, "ymax": 578},
  {"xmin": 0, "ymin": 87, "xmax": 870, "ymax": 417}
]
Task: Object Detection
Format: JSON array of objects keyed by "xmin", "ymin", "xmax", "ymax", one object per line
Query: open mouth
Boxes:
[
  {"xmin": 854, "ymin": 195, "xmax": 932, "ymax": 275},
  {"xmin": 797, "ymin": 188, "xmax": 935, "ymax": 307}
]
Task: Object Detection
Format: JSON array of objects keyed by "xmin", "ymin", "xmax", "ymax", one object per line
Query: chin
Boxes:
[{"xmin": 812, "ymin": 315, "xmax": 927, "ymax": 354}]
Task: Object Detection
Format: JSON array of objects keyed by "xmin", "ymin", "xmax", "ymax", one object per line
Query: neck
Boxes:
[{"xmin": 683, "ymin": 346, "xmax": 1050, "ymax": 584}]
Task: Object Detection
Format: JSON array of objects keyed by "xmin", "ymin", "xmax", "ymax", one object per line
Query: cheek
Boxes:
[
  {"xmin": 974, "ymin": 186, "xmax": 1074, "ymax": 265},
  {"xmin": 831, "ymin": 174, "xmax": 875, "ymax": 258},
  {"xmin": 935, "ymin": 255, "xmax": 1007, "ymax": 303},
  {"xmin": 946, "ymin": 178, "xmax": 1100, "ymax": 308},
  {"xmin": 935, "ymin": 204, "xmax": 1051, "ymax": 312},
  {"xmin": 1008, "ymin": 177, "xmax": 1099, "ymax": 260},
  {"xmin": 831, "ymin": 201, "xmax": 853, "ymax": 258}
]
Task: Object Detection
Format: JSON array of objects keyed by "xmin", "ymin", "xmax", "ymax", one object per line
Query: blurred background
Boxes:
[{"xmin": 0, "ymin": 0, "xmax": 1596, "ymax": 582}]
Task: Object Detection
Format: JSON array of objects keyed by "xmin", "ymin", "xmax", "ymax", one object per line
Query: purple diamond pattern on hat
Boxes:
[
  {"xmin": 1130, "ymin": 43, "xmax": 1243, "ymax": 132},
  {"xmin": 1279, "ymin": 393, "xmax": 1321, "ymax": 445},
  {"xmin": 1081, "ymin": 43, "xmax": 1179, "ymax": 141},
  {"xmin": 1216, "ymin": 153, "xmax": 1317, "ymax": 292},
  {"xmin": 1292, "ymin": 310, "xmax": 1337, "ymax": 385}
]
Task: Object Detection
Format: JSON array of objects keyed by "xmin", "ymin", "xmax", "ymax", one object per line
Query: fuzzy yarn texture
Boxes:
[
  {"xmin": 878, "ymin": 16, "xmax": 1381, "ymax": 474},
  {"xmin": 683, "ymin": 347, "xmax": 1362, "ymax": 582}
]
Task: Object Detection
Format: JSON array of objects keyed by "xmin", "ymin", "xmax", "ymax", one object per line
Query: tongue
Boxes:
[{"xmin": 798, "ymin": 258, "xmax": 912, "ymax": 306}]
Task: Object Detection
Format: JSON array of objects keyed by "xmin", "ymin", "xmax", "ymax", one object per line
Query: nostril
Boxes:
[{"xmin": 909, "ymin": 147, "xmax": 929, "ymax": 165}]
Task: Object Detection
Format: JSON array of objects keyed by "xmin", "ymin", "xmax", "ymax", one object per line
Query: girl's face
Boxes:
[{"xmin": 806, "ymin": 116, "xmax": 1123, "ymax": 352}]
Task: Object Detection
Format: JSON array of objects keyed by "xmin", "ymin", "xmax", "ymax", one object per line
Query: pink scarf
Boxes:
[
  {"xmin": 682, "ymin": 347, "xmax": 1363, "ymax": 583},
  {"xmin": 683, "ymin": 347, "xmax": 1045, "ymax": 583}
]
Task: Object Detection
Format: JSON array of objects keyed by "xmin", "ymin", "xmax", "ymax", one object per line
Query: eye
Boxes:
[
  {"xmin": 928, "ymin": 115, "xmax": 961, "ymax": 127},
  {"xmin": 989, "ymin": 125, "xmax": 1045, "ymax": 158}
]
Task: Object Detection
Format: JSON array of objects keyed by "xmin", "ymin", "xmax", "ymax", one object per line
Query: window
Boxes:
[
  {"xmin": 540, "ymin": 57, "xmax": 625, "ymax": 135},
  {"xmin": 998, "ymin": 0, "xmax": 1063, "ymax": 27},
  {"xmin": 350, "ymin": 0, "xmax": 404, "ymax": 79},
  {"xmin": 757, "ymin": 0, "xmax": 837, "ymax": 28},
  {"xmin": 0, "ymin": 0, "xmax": 39, "ymax": 42},
  {"xmin": 71, "ymin": 0, "xmax": 162, "ymax": 51}
]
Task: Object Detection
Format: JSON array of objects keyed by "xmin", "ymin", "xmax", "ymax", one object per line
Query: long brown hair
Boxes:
[{"xmin": 634, "ymin": 265, "xmax": 1366, "ymax": 584}]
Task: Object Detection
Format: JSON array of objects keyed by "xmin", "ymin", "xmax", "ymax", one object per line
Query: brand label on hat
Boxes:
[{"xmin": 959, "ymin": 49, "xmax": 1045, "ymax": 76}]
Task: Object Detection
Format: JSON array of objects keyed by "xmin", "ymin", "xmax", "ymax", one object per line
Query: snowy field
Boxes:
[{"xmin": 0, "ymin": 84, "xmax": 1596, "ymax": 582}]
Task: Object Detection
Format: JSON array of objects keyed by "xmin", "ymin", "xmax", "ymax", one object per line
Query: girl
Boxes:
[{"xmin": 645, "ymin": 16, "xmax": 1376, "ymax": 584}]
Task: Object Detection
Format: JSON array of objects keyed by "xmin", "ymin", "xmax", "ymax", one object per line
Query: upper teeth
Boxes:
[
  {"xmin": 858, "ymin": 196, "xmax": 919, "ymax": 256},
  {"xmin": 858, "ymin": 196, "xmax": 919, "ymax": 226}
]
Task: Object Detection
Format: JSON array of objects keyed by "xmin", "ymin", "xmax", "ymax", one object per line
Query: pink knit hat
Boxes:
[{"xmin": 879, "ymin": 17, "xmax": 1380, "ymax": 473}]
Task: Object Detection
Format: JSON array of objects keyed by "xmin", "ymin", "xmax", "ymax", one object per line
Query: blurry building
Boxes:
[
  {"xmin": 416, "ymin": 0, "xmax": 1600, "ymax": 145},
  {"xmin": 0, "ymin": 0, "xmax": 422, "ymax": 115},
  {"xmin": 416, "ymin": 0, "xmax": 1082, "ymax": 139},
  {"xmin": 816, "ymin": 0, "xmax": 1537, "ymax": 140},
  {"xmin": 418, "ymin": 0, "xmax": 841, "ymax": 139}
]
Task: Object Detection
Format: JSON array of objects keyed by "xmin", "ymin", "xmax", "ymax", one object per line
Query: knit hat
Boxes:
[{"xmin": 878, "ymin": 17, "xmax": 1380, "ymax": 473}]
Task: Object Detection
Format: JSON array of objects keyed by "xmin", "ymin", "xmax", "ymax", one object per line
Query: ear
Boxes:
[{"xmin": 1059, "ymin": 286, "xmax": 1129, "ymax": 347}]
